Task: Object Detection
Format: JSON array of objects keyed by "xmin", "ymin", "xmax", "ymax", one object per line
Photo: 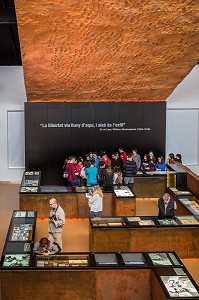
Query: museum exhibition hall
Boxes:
[{"xmin": 0, "ymin": 1, "xmax": 199, "ymax": 299}]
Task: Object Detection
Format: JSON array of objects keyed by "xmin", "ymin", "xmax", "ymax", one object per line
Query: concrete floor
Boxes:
[{"xmin": 0, "ymin": 183, "xmax": 198, "ymax": 285}]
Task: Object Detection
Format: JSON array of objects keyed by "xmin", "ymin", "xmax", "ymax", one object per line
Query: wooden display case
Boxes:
[
  {"xmin": 133, "ymin": 171, "xmax": 167, "ymax": 197},
  {"xmin": 19, "ymin": 186, "xmax": 136, "ymax": 218},
  {"xmin": 1, "ymin": 252, "xmax": 198, "ymax": 300},
  {"xmin": 89, "ymin": 216, "xmax": 199, "ymax": 258}
]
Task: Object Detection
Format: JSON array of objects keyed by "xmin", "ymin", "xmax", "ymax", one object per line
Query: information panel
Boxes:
[{"xmin": 25, "ymin": 102, "xmax": 166, "ymax": 184}]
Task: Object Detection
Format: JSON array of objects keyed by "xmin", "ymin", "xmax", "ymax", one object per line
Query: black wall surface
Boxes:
[{"xmin": 25, "ymin": 102, "xmax": 166, "ymax": 185}]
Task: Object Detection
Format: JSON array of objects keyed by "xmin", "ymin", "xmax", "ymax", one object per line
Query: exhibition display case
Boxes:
[
  {"xmin": 176, "ymin": 196, "xmax": 199, "ymax": 216},
  {"xmin": 89, "ymin": 216, "xmax": 199, "ymax": 257},
  {"xmin": 1, "ymin": 209, "xmax": 199, "ymax": 299},
  {"xmin": 167, "ymin": 164, "xmax": 187, "ymax": 190},
  {"xmin": 1, "ymin": 210, "xmax": 37, "ymax": 262},
  {"xmin": 153, "ymin": 267, "xmax": 199, "ymax": 298},
  {"xmin": 35, "ymin": 253, "xmax": 90, "ymax": 268},
  {"xmin": 90, "ymin": 215, "xmax": 199, "ymax": 228},
  {"xmin": 113, "ymin": 186, "xmax": 135, "ymax": 197},
  {"xmin": 19, "ymin": 173, "xmax": 136, "ymax": 217},
  {"xmin": 19, "ymin": 171, "xmax": 41, "ymax": 193},
  {"xmin": 133, "ymin": 171, "xmax": 168, "ymax": 197},
  {"xmin": 1, "ymin": 251, "xmax": 199, "ymax": 299},
  {"xmin": 112, "ymin": 185, "xmax": 136, "ymax": 215},
  {"xmin": 167, "ymin": 187, "xmax": 199, "ymax": 216}
]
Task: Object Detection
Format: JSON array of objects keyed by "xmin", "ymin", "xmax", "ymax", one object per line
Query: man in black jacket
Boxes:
[
  {"xmin": 123, "ymin": 153, "xmax": 137, "ymax": 191},
  {"xmin": 158, "ymin": 193, "xmax": 177, "ymax": 217}
]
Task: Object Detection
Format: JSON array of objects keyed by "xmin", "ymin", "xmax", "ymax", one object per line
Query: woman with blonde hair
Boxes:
[{"xmin": 86, "ymin": 185, "xmax": 103, "ymax": 217}]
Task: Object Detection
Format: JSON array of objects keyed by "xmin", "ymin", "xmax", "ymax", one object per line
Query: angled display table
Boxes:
[
  {"xmin": 1, "ymin": 251, "xmax": 199, "ymax": 300},
  {"xmin": 89, "ymin": 216, "xmax": 199, "ymax": 257},
  {"xmin": 1, "ymin": 210, "xmax": 199, "ymax": 299},
  {"xmin": 19, "ymin": 171, "xmax": 136, "ymax": 217}
]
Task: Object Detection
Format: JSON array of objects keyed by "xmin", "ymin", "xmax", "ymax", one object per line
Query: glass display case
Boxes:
[
  {"xmin": 177, "ymin": 196, "xmax": 199, "ymax": 215},
  {"xmin": 167, "ymin": 164, "xmax": 187, "ymax": 190},
  {"xmin": 19, "ymin": 171, "xmax": 41, "ymax": 193},
  {"xmin": 3, "ymin": 242, "xmax": 32, "ymax": 254},
  {"xmin": 9, "ymin": 224, "xmax": 33, "ymax": 241},
  {"xmin": 157, "ymin": 218, "xmax": 179, "ymax": 226},
  {"xmin": 94, "ymin": 253, "xmax": 118, "ymax": 266},
  {"xmin": 2, "ymin": 254, "xmax": 30, "ymax": 267},
  {"xmin": 154, "ymin": 267, "xmax": 199, "ymax": 298},
  {"xmin": 91, "ymin": 217, "xmax": 125, "ymax": 227},
  {"xmin": 35, "ymin": 254, "xmax": 89, "ymax": 267},
  {"xmin": 176, "ymin": 215, "xmax": 199, "ymax": 225},
  {"xmin": 121, "ymin": 253, "xmax": 147, "ymax": 266},
  {"xmin": 168, "ymin": 187, "xmax": 193, "ymax": 196},
  {"xmin": 126, "ymin": 216, "xmax": 158, "ymax": 226},
  {"xmin": 147, "ymin": 252, "xmax": 181, "ymax": 267},
  {"xmin": 1, "ymin": 210, "xmax": 37, "ymax": 263},
  {"xmin": 90, "ymin": 216, "xmax": 199, "ymax": 228},
  {"xmin": 13, "ymin": 210, "xmax": 36, "ymax": 218},
  {"xmin": 167, "ymin": 189, "xmax": 199, "ymax": 215},
  {"xmin": 113, "ymin": 186, "xmax": 135, "ymax": 197}
]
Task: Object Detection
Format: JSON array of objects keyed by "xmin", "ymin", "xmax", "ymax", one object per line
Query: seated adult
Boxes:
[
  {"xmin": 155, "ymin": 155, "xmax": 166, "ymax": 171},
  {"xmin": 33, "ymin": 237, "xmax": 61, "ymax": 255},
  {"xmin": 158, "ymin": 193, "xmax": 177, "ymax": 217}
]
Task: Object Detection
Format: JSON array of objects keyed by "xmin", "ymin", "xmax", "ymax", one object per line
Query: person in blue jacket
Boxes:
[
  {"xmin": 155, "ymin": 155, "xmax": 166, "ymax": 171},
  {"xmin": 92, "ymin": 152, "xmax": 101, "ymax": 169},
  {"xmin": 86, "ymin": 160, "xmax": 98, "ymax": 186}
]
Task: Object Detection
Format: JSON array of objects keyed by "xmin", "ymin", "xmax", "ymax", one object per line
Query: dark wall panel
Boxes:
[{"xmin": 25, "ymin": 102, "xmax": 166, "ymax": 184}]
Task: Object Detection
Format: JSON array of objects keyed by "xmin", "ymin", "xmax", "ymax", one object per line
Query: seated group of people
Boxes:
[{"xmin": 62, "ymin": 148, "xmax": 173, "ymax": 188}]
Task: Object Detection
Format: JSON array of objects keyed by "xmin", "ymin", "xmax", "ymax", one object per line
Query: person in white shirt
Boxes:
[{"xmin": 86, "ymin": 185, "xmax": 103, "ymax": 217}]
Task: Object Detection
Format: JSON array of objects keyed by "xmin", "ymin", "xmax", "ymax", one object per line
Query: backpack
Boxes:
[{"xmin": 63, "ymin": 169, "xmax": 69, "ymax": 179}]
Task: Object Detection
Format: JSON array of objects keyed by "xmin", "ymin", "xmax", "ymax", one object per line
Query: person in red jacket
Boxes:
[
  {"xmin": 65, "ymin": 156, "xmax": 77, "ymax": 186},
  {"xmin": 119, "ymin": 147, "xmax": 127, "ymax": 164},
  {"xmin": 100, "ymin": 153, "xmax": 111, "ymax": 165}
]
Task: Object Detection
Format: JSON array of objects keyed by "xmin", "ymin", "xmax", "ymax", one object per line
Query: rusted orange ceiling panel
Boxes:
[{"xmin": 15, "ymin": 0, "xmax": 199, "ymax": 101}]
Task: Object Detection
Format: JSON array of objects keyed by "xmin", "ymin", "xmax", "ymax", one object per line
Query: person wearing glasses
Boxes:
[{"xmin": 48, "ymin": 198, "xmax": 65, "ymax": 251}]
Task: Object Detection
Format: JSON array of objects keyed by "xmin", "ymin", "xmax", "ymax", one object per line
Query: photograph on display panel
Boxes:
[
  {"xmin": 121, "ymin": 253, "xmax": 146, "ymax": 265},
  {"xmin": 3, "ymin": 254, "xmax": 30, "ymax": 267},
  {"xmin": 10, "ymin": 224, "xmax": 33, "ymax": 241},
  {"xmin": 36, "ymin": 254, "xmax": 89, "ymax": 268},
  {"xmin": 148, "ymin": 252, "xmax": 181, "ymax": 266},
  {"xmin": 160, "ymin": 275, "xmax": 199, "ymax": 297},
  {"xmin": 94, "ymin": 253, "xmax": 118, "ymax": 265},
  {"xmin": 177, "ymin": 216, "xmax": 199, "ymax": 225}
]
